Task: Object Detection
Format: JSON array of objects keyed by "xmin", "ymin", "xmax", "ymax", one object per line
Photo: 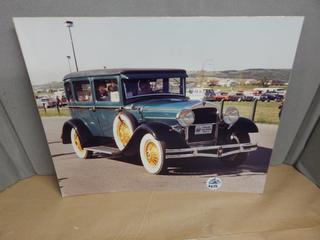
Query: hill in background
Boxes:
[
  {"xmin": 188, "ymin": 69, "xmax": 291, "ymax": 83},
  {"xmin": 32, "ymin": 68, "xmax": 291, "ymax": 93}
]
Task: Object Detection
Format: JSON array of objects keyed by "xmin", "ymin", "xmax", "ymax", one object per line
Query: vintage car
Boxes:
[
  {"xmin": 61, "ymin": 69, "xmax": 258, "ymax": 174},
  {"xmin": 212, "ymin": 91, "xmax": 230, "ymax": 101},
  {"xmin": 186, "ymin": 88, "xmax": 216, "ymax": 101},
  {"xmin": 228, "ymin": 92, "xmax": 245, "ymax": 102},
  {"xmin": 35, "ymin": 96, "xmax": 57, "ymax": 108}
]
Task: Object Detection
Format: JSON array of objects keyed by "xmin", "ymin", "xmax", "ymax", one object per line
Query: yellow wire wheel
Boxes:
[
  {"xmin": 116, "ymin": 119, "xmax": 131, "ymax": 146},
  {"xmin": 140, "ymin": 133, "xmax": 166, "ymax": 174},
  {"xmin": 70, "ymin": 128, "xmax": 91, "ymax": 159},
  {"xmin": 144, "ymin": 140, "xmax": 160, "ymax": 166},
  {"xmin": 113, "ymin": 113, "xmax": 135, "ymax": 150},
  {"xmin": 74, "ymin": 132, "xmax": 84, "ymax": 152}
]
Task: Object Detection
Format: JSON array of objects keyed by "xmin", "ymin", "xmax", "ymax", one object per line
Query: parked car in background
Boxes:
[
  {"xmin": 213, "ymin": 91, "xmax": 230, "ymax": 101},
  {"xmin": 60, "ymin": 96, "xmax": 68, "ymax": 106},
  {"xmin": 187, "ymin": 88, "xmax": 216, "ymax": 101},
  {"xmin": 36, "ymin": 96, "xmax": 57, "ymax": 108},
  {"xmin": 61, "ymin": 68, "xmax": 258, "ymax": 174},
  {"xmin": 229, "ymin": 92, "xmax": 245, "ymax": 101},
  {"xmin": 36, "ymin": 97, "xmax": 48, "ymax": 108},
  {"xmin": 274, "ymin": 94, "xmax": 284, "ymax": 102},
  {"xmin": 260, "ymin": 93, "xmax": 276, "ymax": 102},
  {"xmin": 242, "ymin": 92, "xmax": 255, "ymax": 101},
  {"xmin": 47, "ymin": 97, "xmax": 57, "ymax": 108}
]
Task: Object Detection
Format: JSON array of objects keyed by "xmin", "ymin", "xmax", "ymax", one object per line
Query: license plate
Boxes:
[{"xmin": 194, "ymin": 124, "xmax": 213, "ymax": 135}]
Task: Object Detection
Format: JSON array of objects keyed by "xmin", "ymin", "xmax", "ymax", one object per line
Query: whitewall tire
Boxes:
[
  {"xmin": 71, "ymin": 128, "xmax": 92, "ymax": 159},
  {"xmin": 113, "ymin": 113, "xmax": 135, "ymax": 150},
  {"xmin": 139, "ymin": 133, "xmax": 166, "ymax": 174}
]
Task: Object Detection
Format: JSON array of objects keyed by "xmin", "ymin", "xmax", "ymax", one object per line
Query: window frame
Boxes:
[
  {"xmin": 93, "ymin": 78, "xmax": 120, "ymax": 103},
  {"xmin": 64, "ymin": 80, "xmax": 74, "ymax": 103},
  {"xmin": 122, "ymin": 77, "xmax": 186, "ymax": 100},
  {"xmin": 72, "ymin": 78, "xmax": 93, "ymax": 103}
]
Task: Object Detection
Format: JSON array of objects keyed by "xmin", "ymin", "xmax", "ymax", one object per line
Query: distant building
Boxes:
[{"xmin": 244, "ymin": 79, "xmax": 259, "ymax": 85}]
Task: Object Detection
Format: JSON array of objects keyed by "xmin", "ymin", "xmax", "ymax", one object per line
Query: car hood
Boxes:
[
  {"xmin": 127, "ymin": 98, "xmax": 218, "ymax": 121},
  {"xmin": 130, "ymin": 99, "xmax": 200, "ymax": 112}
]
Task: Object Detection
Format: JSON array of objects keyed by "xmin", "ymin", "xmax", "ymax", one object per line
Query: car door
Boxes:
[
  {"xmin": 71, "ymin": 78, "xmax": 102, "ymax": 136},
  {"xmin": 92, "ymin": 76, "xmax": 122, "ymax": 137}
]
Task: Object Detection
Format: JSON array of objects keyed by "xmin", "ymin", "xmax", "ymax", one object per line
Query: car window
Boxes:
[
  {"xmin": 168, "ymin": 78, "xmax": 182, "ymax": 94},
  {"xmin": 73, "ymin": 80, "xmax": 92, "ymax": 102},
  {"xmin": 123, "ymin": 77, "xmax": 184, "ymax": 99},
  {"xmin": 94, "ymin": 79, "xmax": 119, "ymax": 102},
  {"xmin": 64, "ymin": 82, "xmax": 74, "ymax": 102}
]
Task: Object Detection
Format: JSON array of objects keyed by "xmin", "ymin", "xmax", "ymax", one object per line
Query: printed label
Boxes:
[{"xmin": 206, "ymin": 177, "xmax": 222, "ymax": 191}]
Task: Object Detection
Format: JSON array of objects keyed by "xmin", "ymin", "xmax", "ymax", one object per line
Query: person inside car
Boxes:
[
  {"xmin": 96, "ymin": 82, "xmax": 109, "ymax": 101},
  {"xmin": 107, "ymin": 80, "xmax": 118, "ymax": 92},
  {"xmin": 139, "ymin": 80, "xmax": 153, "ymax": 95}
]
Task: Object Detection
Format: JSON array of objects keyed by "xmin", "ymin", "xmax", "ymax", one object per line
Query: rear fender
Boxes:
[{"xmin": 61, "ymin": 119, "xmax": 93, "ymax": 147}]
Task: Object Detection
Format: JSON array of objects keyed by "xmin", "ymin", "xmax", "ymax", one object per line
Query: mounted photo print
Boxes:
[{"xmin": 14, "ymin": 17, "xmax": 303, "ymax": 196}]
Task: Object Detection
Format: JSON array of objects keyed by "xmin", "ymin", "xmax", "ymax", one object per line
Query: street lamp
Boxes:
[
  {"xmin": 66, "ymin": 55, "xmax": 72, "ymax": 72},
  {"xmin": 201, "ymin": 58, "xmax": 214, "ymax": 72},
  {"xmin": 200, "ymin": 59, "xmax": 215, "ymax": 87},
  {"xmin": 64, "ymin": 20, "xmax": 79, "ymax": 71}
]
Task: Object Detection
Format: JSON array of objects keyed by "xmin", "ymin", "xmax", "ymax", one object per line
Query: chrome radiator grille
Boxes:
[{"xmin": 187, "ymin": 108, "xmax": 218, "ymax": 143}]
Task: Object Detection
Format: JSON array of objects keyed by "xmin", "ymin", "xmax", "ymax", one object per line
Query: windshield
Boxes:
[{"xmin": 123, "ymin": 77, "xmax": 185, "ymax": 99}]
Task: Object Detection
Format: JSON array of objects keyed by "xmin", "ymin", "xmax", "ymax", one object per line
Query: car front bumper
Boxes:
[{"xmin": 165, "ymin": 142, "xmax": 258, "ymax": 159}]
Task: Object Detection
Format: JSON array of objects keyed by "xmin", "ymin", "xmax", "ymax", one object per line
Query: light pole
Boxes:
[
  {"xmin": 64, "ymin": 20, "xmax": 79, "ymax": 71},
  {"xmin": 201, "ymin": 58, "xmax": 214, "ymax": 87},
  {"xmin": 66, "ymin": 55, "xmax": 72, "ymax": 72},
  {"xmin": 201, "ymin": 58, "xmax": 214, "ymax": 72}
]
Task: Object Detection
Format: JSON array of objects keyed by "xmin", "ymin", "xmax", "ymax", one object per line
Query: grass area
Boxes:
[
  {"xmin": 39, "ymin": 107, "xmax": 70, "ymax": 117},
  {"xmin": 224, "ymin": 101, "xmax": 280, "ymax": 124},
  {"xmin": 38, "ymin": 102, "xmax": 281, "ymax": 124}
]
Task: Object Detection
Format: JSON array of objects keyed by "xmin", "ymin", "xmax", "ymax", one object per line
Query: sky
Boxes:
[{"xmin": 14, "ymin": 17, "xmax": 304, "ymax": 85}]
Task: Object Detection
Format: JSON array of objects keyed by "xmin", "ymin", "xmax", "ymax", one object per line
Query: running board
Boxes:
[{"xmin": 84, "ymin": 146, "xmax": 121, "ymax": 155}]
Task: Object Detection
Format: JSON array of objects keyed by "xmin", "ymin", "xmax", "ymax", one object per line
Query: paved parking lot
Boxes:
[{"xmin": 42, "ymin": 117, "xmax": 277, "ymax": 196}]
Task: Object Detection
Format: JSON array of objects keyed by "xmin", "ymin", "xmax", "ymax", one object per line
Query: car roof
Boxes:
[{"xmin": 63, "ymin": 68, "xmax": 187, "ymax": 80}]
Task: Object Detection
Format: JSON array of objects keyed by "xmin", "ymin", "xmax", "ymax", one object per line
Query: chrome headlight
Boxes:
[
  {"xmin": 176, "ymin": 109, "xmax": 195, "ymax": 127},
  {"xmin": 223, "ymin": 106, "xmax": 239, "ymax": 125}
]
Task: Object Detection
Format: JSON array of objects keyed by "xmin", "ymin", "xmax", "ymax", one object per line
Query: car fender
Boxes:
[
  {"xmin": 229, "ymin": 117, "xmax": 258, "ymax": 133},
  {"xmin": 122, "ymin": 122, "xmax": 188, "ymax": 156},
  {"xmin": 61, "ymin": 119, "xmax": 93, "ymax": 147}
]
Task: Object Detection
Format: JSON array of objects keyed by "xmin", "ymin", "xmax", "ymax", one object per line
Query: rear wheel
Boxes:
[
  {"xmin": 71, "ymin": 128, "xmax": 92, "ymax": 159},
  {"xmin": 220, "ymin": 132, "xmax": 250, "ymax": 167},
  {"xmin": 139, "ymin": 133, "xmax": 167, "ymax": 174}
]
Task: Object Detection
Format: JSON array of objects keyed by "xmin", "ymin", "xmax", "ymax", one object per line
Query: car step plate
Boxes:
[{"xmin": 84, "ymin": 146, "xmax": 121, "ymax": 155}]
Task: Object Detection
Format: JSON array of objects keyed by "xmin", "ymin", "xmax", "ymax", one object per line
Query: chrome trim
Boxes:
[
  {"xmin": 143, "ymin": 108, "xmax": 181, "ymax": 112},
  {"xmin": 185, "ymin": 125, "xmax": 189, "ymax": 141},
  {"xmin": 165, "ymin": 142, "xmax": 257, "ymax": 159},
  {"xmin": 68, "ymin": 105, "xmax": 120, "ymax": 110},
  {"xmin": 186, "ymin": 101, "xmax": 219, "ymax": 111},
  {"xmin": 176, "ymin": 101, "xmax": 220, "ymax": 129},
  {"xmin": 144, "ymin": 116, "xmax": 177, "ymax": 119},
  {"xmin": 187, "ymin": 140, "xmax": 215, "ymax": 146}
]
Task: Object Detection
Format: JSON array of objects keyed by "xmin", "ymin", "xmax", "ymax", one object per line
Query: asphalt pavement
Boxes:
[{"xmin": 41, "ymin": 117, "xmax": 278, "ymax": 196}]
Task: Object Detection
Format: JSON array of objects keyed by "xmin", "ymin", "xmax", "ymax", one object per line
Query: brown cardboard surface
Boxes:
[{"xmin": 0, "ymin": 164, "xmax": 319, "ymax": 240}]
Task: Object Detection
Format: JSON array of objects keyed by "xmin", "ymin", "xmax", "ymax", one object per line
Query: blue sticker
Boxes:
[{"xmin": 207, "ymin": 177, "xmax": 222, "ymax": 191}]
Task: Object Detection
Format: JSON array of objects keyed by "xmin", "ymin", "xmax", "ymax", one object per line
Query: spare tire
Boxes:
[{"xmin": 113, "ymin": 112, "xmax": 137, "ymax": 150}]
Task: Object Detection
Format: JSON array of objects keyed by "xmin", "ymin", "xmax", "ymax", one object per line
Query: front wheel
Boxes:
[
  {"xmin": 71, "ymin": 128, "xmax": 92, "ymax": 159},
  {"xmin": 220, "ymin": 132, "xmax": 250, "ymax": 167},
  {"xmin": 139, "ymin": 133, "xmax": 167, "ymax": 174}
]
